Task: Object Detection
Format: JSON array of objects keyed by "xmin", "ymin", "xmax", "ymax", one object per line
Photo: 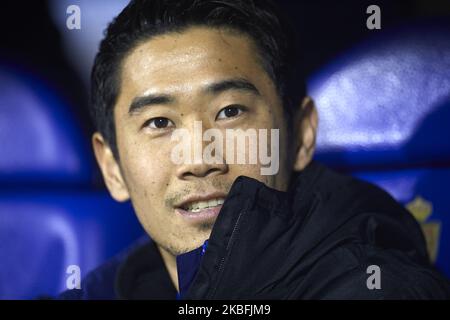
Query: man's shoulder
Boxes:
[
  {"xmin": 306, "ymin": 162, "xmax": 428, "ymax": 256},
  {"xmin": 308, "ymin": 243, "xmax": 450, "ymax": 299},
  {"xmin": 309, "ymin": 162, "xmax": 402, "ymax": 212},
  {"xmin": 288, "ymin": 162, "xmax": 450, "ymax": 298},
  {"xmin": 57, "ymin": 235, "xmax": 151, "ymax": 300}
]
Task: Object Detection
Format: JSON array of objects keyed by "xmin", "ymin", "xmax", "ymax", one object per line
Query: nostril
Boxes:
[
  {"xmin": 205, "ymin": 168, "xmax": 221, "ymax": 176},
  {"xmin": 177, "ymin": 162, "xmax": 228, "ymax": 180},
  {"xmin": 182, "ymin": 167, "xmax": 221, "ymax": 179}
]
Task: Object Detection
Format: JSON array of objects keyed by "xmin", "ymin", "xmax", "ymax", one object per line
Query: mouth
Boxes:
[
  {"xmin": 180, "ymin": 197, "xmax": 225, "ymax": 212},
  {"xmin": 175, "ymin": 193, "xmax": 227, "ymax": 222}
]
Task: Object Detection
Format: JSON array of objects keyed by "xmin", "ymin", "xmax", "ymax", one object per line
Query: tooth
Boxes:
[
  {"xmin": 217, "ymin": 199, "xmax": 224, "ymax": 205},
  {"xmin": 199, "ymin": 201, "xmax": 209, "ymax": 210},
  {"xmin": 186, "ymin": 203, "xmax": 195, "ymax": 211},
  {"xmin": 208, "ymin": 199, "xmax": 218, "ymax": 207},
  {"xmin": 188, "ymin": 203, "xmax": 198, "ymax": 211}
]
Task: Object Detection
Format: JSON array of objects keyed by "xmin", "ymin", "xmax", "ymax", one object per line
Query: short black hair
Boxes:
[{"xmin": 91, "ymin": 0, "xmax": 306, "ymax": 159}]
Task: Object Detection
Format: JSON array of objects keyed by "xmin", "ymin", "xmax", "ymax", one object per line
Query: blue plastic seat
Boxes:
[
  {"xmin": 310, "ymin": 22, "xmax": 450, "ymax": 278},
  {"xmin": 0, "ymin": 64, "xmax": 144, "ymax": 299}
]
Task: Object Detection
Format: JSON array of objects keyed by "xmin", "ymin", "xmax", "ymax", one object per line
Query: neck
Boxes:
[{"xmin": 157, "ymin": 245, "xmax": 179, "ymax": 292}]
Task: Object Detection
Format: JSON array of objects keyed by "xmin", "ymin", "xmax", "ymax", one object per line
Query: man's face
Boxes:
[{"xmin": 104, "ymin": 27, "xmax": 298, "ymax": 255}]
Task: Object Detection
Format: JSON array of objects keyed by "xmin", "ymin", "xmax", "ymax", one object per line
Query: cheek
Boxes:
[
  {"xmin": 237, "ymin": 109, "xmax": 290, "ymax": 189},
  {"xmin": 120, "ymin": 137, "xmax": 173, "ymax": 200}
]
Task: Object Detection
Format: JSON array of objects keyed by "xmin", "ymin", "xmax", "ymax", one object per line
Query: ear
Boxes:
[
  {"xmin": 293, "ymin": 96, "xmax": 318, "ymax": 171},
  {"xmin": 92, "ymin": 132, "xmax": 130, "ymax": 202}
]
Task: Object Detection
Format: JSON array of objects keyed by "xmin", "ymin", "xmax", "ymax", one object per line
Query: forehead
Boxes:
[{"xmin": 118, "ymin": 26, "xmax": 274, "ymax": 100}]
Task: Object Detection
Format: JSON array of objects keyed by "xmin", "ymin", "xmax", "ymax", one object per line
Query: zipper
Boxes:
[{"xmin": 207, "ymin": 201, "xmax": 249, "ymax": 299}]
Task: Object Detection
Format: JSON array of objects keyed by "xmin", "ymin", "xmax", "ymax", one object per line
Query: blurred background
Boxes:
[{"xmin": 0, "ymin": 0, "xmax": 449, "ymax": 299}]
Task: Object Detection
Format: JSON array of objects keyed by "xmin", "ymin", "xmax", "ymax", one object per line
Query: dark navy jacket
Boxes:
[{"xmin": 58, "ymin": 161, "xmax": 450, "ymax": 299}]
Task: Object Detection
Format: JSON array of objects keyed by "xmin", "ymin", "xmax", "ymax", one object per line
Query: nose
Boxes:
[{"xmin": 174, "ymin": 120, "xmax": 228, "ymax": 180}]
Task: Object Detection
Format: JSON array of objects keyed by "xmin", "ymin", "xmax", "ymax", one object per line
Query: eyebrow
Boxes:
[
  {"xmin": 204, "ymin": 78, "xmax": 261, "ymax": 97},
  {"xmin": 129, "ymin": 94, "xmax": 174, "ymax": 115},
  {"xmin": 128, "ymin": 78, "xmax": 260, "ymax": 115}
]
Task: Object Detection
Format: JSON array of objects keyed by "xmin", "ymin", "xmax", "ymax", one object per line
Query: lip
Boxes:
[
  {"xmin": 175, "ymin": 205, "xmax": 223, "ymax": 222},
  {"xmin": 174, "ymin": 192, "xmax": 228, "ymax": 210}
]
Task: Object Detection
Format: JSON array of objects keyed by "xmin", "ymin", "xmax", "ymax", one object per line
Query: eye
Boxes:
[
  {"xmin": 144, "ymin": 117, "xmax": 175, "ymax": 129},
  {"xmin": 216, "ymin": 105, "xmax": 245, "ymax": 120}
]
